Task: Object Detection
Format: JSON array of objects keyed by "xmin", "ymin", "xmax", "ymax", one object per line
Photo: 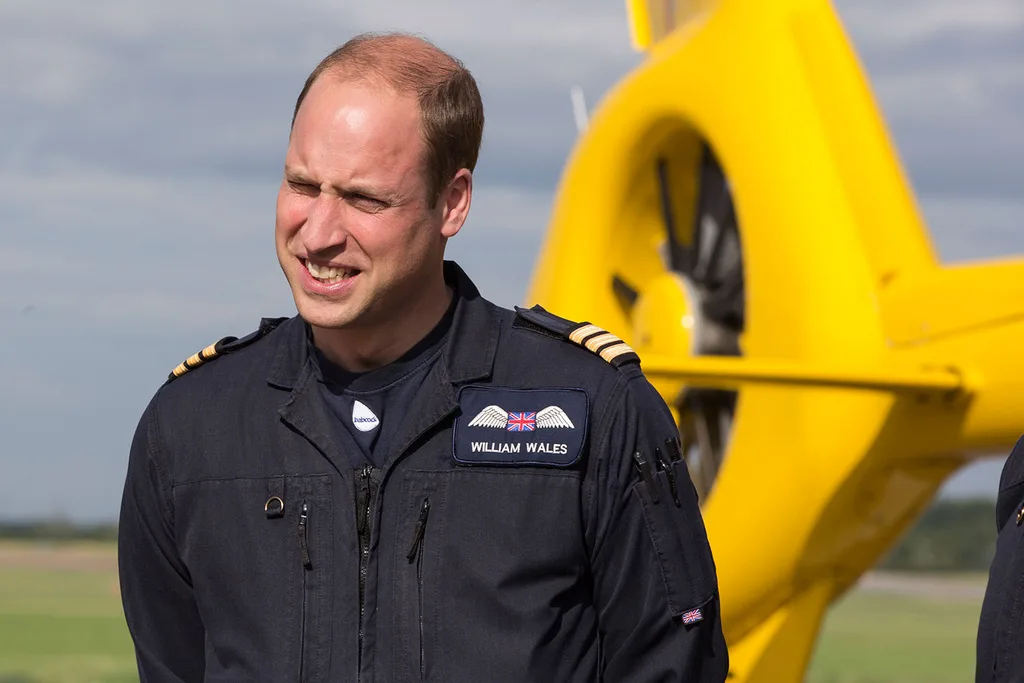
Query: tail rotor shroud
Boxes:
[{"xmin": 614, "ymin": 142, "xmax": 746, "ymax": 500}]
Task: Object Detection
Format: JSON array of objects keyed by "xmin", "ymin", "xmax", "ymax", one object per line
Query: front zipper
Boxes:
[
  {"xmin": 355, "ymin": 465, "xmax": 378, "ymax": 682},
  {"xmin": 348, "ymin": 404, "xmax": 454, "ymax": 682},
  {"xmin": 297, "ymin": 500, "xmax": 312, "ymax": 683},
  {"xmin": 407, "ymin": 497, "xmax": 431, "ymax": 681}
]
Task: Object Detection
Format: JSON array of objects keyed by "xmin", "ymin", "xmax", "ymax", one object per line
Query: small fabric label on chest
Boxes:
[{"xmin": 453, "ymin": 386, "xmax": 588, "ymax": 467}]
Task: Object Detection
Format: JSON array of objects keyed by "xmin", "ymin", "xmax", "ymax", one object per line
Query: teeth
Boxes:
[{"xmin": 305, "ymin": 260, "xmax": 355, "ymax": 284}]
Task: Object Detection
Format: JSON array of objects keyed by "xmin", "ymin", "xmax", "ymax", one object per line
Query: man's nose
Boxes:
[{"xmin": 302, "ymin": 193, "xmax": 347, "ymax": 254}]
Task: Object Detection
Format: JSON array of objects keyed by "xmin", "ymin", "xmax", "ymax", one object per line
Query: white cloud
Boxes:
[
  {"xmin": 346, "ymin": 0, "xmax": 630, "ymax": 45},
  {"xmin": 0, "ymin": 6, "xmax": 632, "ymax": 250},
  {"xmin": 828, "ymin": 0, "xmax": 1024, "ymax": 205},
  {"xmin": 0, "ymin": 164, "xmax": 277, "ymax": 237},
  {"xmin": 837, "ymin": 0, "xmax": 1024, "ymax": 46},
  {"xmin": 920, "ymin": 195, "xmax": 1024, "ymax": 262},
  {"xmin": 0, "ymin": 164, "xmax": 550, "ymax": 331}
]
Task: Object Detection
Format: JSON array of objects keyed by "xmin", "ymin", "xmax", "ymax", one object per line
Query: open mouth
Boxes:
[{"xmin": 304, "ymin": 259, "xmax": 360, "ymax": 285}]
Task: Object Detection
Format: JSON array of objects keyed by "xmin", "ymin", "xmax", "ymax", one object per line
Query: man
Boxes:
[
  {"xmin": 118, "ymin": 32, "xmax": 729, "ymax": 683},
  {"xmin": 976, "ymin": 435, "xmax": 1024, "ymax": 682}
]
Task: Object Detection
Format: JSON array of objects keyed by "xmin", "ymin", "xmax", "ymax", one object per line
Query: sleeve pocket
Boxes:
[{"xmin": 633, "ymin": 459, "xmax": 719, "ymax": 619}]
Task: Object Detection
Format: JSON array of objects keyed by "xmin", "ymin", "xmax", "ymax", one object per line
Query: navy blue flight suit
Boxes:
[
  {"xmin": 117, "ymin": 260, "xmax": 729, "ymax": 682},
  {"xmin": 977, "ymin": 435, "xmax": 1024, "ymax": 682}
]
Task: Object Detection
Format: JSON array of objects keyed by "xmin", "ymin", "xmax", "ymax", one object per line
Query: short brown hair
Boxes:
[{"xmin": 292, "ymin": 32, "xmax": 485, "ymax": 208}]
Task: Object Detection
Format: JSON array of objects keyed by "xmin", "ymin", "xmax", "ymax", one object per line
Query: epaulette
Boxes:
[
  {"xmin": 513, "ymin": 305, "xmax": 640, "ymax": 369},
  {"xmin": 165, "ymin": 316, "xmax": 288, "ymax": 383}
]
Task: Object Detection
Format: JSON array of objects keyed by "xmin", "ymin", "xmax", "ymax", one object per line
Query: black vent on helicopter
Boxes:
[
  {"xmin": 658, "ymin": 145, "xmax": 745, "ymax": 353},
  {"xmin": 657, "ymin": 143, "xmax": 744, "ymax": 499}
]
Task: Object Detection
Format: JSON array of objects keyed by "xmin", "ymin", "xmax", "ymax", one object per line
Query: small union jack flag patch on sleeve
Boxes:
[{"xmin": 681, "ymin": 608, "xmax": 704, "ymax": 625}]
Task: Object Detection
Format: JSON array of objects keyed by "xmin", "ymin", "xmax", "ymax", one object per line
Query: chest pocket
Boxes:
[
  {"xmin": 173, "ymin": 474, "xmax": 333, "ymax": 683},
  {"xmin": 380, "ymin": 467, "xmax": 586, "ymax": 683}
]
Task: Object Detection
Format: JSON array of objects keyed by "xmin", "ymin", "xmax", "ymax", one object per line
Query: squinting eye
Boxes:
[
  {"xmin": 289, "ymin": 181, "xmax": 319, "ymax": 195},
  {"xmin": 350, "ymin": 194, "xmax": 386, "ymax": 210}
]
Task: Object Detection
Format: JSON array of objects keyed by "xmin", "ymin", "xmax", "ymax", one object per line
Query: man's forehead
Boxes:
[
  {"xmin": 285, "ymin": 75, "xmax": 430, "ymax": 198},
  {"xmin": 290, "ymin": 77, "xmax": 424, "ymax": 159},
  {"xmin": 296, "ymin": 70, "xmax": 419, "ymax": 131}
]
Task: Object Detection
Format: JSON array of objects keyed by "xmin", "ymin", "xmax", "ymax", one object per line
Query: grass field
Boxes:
[
  {"xmin": 0, "ymin": 540, "xmax": 986, "ymax": 682},
  {"xmin": 806, "ymin": 574, "xmax": 985, "ymax": 683},
  {"xmin": 0, "ymin": 542, "xmax": 135, "ymax": 683}
]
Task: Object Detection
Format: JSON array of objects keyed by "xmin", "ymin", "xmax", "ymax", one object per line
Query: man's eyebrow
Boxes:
[
  {"xmin": 339, "ymin": 183, "xmax": 402, "ymax": 204},
  {"xmin": 284, "ymin": 168, "xmax": 316, "ymax": 183},
  {"xmin": 283, "ymin": 169, "xmax": 402, "ymax": 204}
]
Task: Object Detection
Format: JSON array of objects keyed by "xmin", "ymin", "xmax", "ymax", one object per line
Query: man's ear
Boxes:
[{"xmin": 440, "ymin": 168, "xmax": 473, "ymax": 239}]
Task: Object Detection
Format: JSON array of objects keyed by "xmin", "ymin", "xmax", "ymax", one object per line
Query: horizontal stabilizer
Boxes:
[{"xmin": 640, "ymin": 354, "xmax": 967, "ymax": 395}]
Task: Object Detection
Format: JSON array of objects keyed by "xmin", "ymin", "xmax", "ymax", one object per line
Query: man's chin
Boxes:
[{"xmin": 294, "ymin": 299, "xmax": 362, "ymax": 331}]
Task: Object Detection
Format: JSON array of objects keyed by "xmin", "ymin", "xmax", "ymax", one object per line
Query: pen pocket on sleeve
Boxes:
[{"xmin": 633, "ymin": 457, "xmax": 718, "ymax": 621}]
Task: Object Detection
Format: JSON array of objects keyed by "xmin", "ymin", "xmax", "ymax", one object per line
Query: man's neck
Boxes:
[{"xmin": 311, "ymin": 279, "xmax": 454, "ymax": 374}]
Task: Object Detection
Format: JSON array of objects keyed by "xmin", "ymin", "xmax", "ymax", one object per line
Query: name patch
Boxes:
[{"xmin": 453, "ymin": 386, "xmax": 588, "ymax": 467}]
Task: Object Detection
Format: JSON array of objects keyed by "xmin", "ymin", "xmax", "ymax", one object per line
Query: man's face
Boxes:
[{"xmin": 276, "ymin": 74, "xmax": 454, "ymax": 331}]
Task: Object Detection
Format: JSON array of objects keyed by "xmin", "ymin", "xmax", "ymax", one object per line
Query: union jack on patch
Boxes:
[
  {"xmin": 506, "ymin": 412, "xmax": 536, "ymax": 431},
  {"xmin": 681, "ymin": 608, "xmax": 704, "ymax": 625}
]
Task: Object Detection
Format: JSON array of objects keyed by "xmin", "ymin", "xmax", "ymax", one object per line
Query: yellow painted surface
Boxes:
[{"xmin": 526, "ymin": 0, "xmax": 1024, "ymax": 680}]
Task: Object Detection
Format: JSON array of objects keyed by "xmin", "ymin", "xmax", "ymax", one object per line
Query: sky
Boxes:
[{"xmin": 0, "ymin": 0, "xmax": 1021, "ymax": 523}]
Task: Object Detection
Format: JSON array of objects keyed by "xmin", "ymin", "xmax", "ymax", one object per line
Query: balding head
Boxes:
[{"xmin": 292, "ymin": 33, "xmax": 485, "ymax": 208}]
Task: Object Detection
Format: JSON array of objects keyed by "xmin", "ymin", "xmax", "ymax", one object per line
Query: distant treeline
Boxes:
[
  {"xmin": 878, "ymin": 497, "xmax": 998, "ymax": 572},
  {"xmin": 0, "ymin": 520, "xmax": 117, "ymax": 541},
  {"xmin": 0, "ymin": 498, "xmax": 1002, "ymax": 571}
]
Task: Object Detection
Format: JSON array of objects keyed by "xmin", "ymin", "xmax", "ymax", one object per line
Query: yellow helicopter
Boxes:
[{"xmin": 525, "ymin": 0, "xmax": 1024, "ymax": 680}]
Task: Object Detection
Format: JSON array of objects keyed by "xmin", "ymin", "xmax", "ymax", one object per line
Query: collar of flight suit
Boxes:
[
  {"xmin": 265, "ymin": 260, "xmax": 502, "ymax": 475},
  {"xmin": 264, "ymin": 259, "xmax": 502, "ymax": 391}
]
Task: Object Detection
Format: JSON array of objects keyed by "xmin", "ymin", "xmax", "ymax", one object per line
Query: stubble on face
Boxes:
[
  {"xmin": 277, "ymin": 74, "xmax": 440, "ymax": 319},
  {"xmin": 274, "ymin": 72, "xmax": 456, "ymax": 369}
]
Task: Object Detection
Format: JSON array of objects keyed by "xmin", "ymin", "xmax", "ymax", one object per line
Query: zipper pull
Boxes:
[
  {"xmin": 406, "ymin": 498, "xmax": 431, "ymax": 562},
  {"xmin": 655, "ymin": 447, "xmax": 682, "ymax": 508},
  {"xmin": 298, "ymin": 501, "xmax": 312, "ymax": 569},
  {"xmin": 356, "ymin": 466, "xmax": 371, "ymax": 535},
  {"xmin": 363, "ymin": 465, "xmax": 375, "ymax": 530},
  {"xmin": 633, "ymin": 451, "xmax": 659, "ymax": 504}
]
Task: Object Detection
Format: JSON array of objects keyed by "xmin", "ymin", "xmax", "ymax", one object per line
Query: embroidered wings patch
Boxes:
[
  {"xmin": 453, "ymin": 387, "xmax": 588, "ymax": 467},
  {"xmin": 467, "ymin": 405, "xmax": 575, "ymax": 431}
]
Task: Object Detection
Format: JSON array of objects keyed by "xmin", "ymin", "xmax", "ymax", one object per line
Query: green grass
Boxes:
[
  {"xmin": 0, "ymin": 541, "xmax": 986, "ymax": 682},
  {"xmin": 806, "ymin": 584, "xmax": 983, "ymax": 683},
  {"xmin": 0, "ymin": 562, "xmax": 136, "ymax": 683}
]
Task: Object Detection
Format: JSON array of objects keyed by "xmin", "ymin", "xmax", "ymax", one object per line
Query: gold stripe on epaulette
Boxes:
[
  {"xmin": 569, "ymin": 324, "xmax": 603, "ymax": 344},
  {"xmin": 600, "ymin": 342, "xmax": 635, "ymax": 363},
  {"xmin": 584, "ymin": 333, "xmax": 620, "ymax": 353},
  {"xmin": 169, "ymin": 342, "xmax": 221, "ymax": 379},
  {"xmin": 566, "ymin": 322, "xmax": 638, "ymax": 366}
]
